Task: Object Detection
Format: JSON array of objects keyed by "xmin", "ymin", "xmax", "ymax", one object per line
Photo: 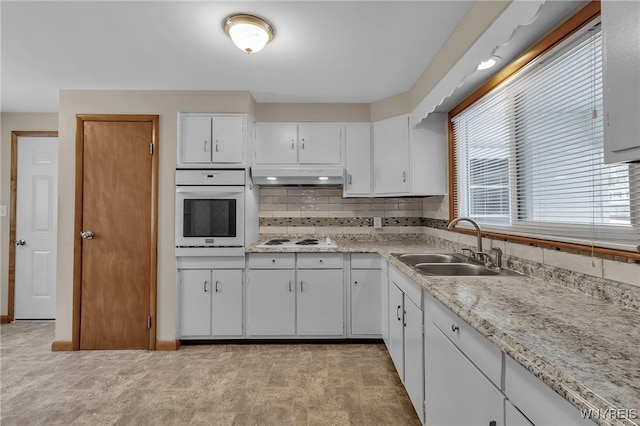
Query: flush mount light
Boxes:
[
  {"xmin": 318, "ymin": 177, "xmax": 329, "ymax": 181},
  {"xmin": 223, "ymin": 14, "xmax": 274, "ymax": 54},
  {"xmin": 477, "ymin": 56, "xmax": 501, "ymax": 70},
  {"xmin": 266, "ymin": 176, "xmax": 277, "ymax": 181}
]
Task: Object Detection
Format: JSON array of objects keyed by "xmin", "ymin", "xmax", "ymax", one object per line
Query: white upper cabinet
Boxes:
[
  {"xmin": 254, "ymin": 124, "xmax": 298, "ymax": 165},
  {"xmin": 602, "ymin": 0, "xmax": 640, "ymax": 163},
  {"xmin": 298, "ymin": 124, "xmax": 342, "ymax": 164},
  {"xmin": 372, "ymin": 113, "xmax": 447, "ymax": 197},
  {"xmin": 255, "ymin": 123, "xmax": 342, "ymax": 165},
  {"xmin": 344, "ymin": 123, "xmax": 373, "ymax": 197},
  {"xmin": 373, "ymin": 115, "xmax": 411, "ymax": 196},
  {"xmin": 178, "ymin": 113, "xmax": 246, "ymax": 167}
]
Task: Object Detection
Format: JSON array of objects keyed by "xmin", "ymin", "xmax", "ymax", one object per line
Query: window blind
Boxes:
[{"xmin": 452, "ymin": 21, "xmax": 640, "ymax": 252}]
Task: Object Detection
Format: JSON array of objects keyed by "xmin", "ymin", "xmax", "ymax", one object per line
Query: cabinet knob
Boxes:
[
  {"xmin": 489, "ymin": 421, "xmax": 497, "ymax": 426},
  {"xmin": 319, "ymin": 259, "xmax": 323, "ymax": 263},
  {"xmin": 354, "ymin": 281, "xmax": 358, "ymax": 286},
  {"xmin": 272, "ymin": 259, "xmax": 276, "ymax": 263},
  {"xmin": 451, "ymin": 324, "xmax": 459, "ymax": 332}
]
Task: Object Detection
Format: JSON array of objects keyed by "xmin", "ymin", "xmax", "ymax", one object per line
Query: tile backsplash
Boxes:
[{"xmin": 258, "ymin": 187, "xmax": 426, "ymax": 237}]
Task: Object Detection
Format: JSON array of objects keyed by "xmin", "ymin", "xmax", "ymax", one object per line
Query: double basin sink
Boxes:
[{"xmin": 392, "ymin": 253, "xmax": 522, "ymax": 277}]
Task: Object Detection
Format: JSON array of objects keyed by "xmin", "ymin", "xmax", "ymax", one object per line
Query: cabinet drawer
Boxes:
[
  {"xmin": 351, "ymin": 253, "xmax": 383, "ymax": 269},
  {"xmin": 505, "ymin": 355, "xmax": 595, "ymax": 425},
  {"xmin": 297, "ymin": 253, "xmax": 343, "ymax": 269},
  {"xmin": 389, "ymin": 265, "xmax": 421, "ymax": 308},
  {"xmin": 248, "ymin": 253, "xmax": 295, "ymax": 269},
  {"xmin": 425, "ymin": 291, "xmax": 502, "ymax": 388}
]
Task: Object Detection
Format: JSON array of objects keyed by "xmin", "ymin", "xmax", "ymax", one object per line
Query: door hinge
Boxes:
[
  {"xmin": 147, "ymin": 316, "xmax": 152, "ymax": 329},
  {"xmin": 149, "ymin": 143, "xmax": 154, "ymax": 155}
]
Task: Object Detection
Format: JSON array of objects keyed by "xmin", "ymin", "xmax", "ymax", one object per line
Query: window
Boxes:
[{"xmin": 451, "ymin": 13, "xmax": 640, "ymax": 254}]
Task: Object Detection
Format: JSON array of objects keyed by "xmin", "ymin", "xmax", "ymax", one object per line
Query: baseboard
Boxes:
[
  {"xmin": 156, "ymin": 340, "xmax": 181, "ymax": 351},
  {"xmin": 51, "ymin": 341, "xmax": 73, "ymax": 351},
  {"xmin": 0, "ymin": 315, "xmax": 10, "ymax": 324}
]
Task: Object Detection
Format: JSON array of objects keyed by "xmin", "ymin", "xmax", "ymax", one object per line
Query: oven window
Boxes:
[{"xmin": 183, "ymin": 199, "xmax": 236, "ymax": 238}]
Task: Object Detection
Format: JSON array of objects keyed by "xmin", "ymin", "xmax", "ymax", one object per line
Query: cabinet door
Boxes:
[
  {"xmin": 373, "ymin": 115, "xmax": 410, "ymax": 195},
  {"xmin": 246, "ymin": 269, "xmax": 295, "ymax": 336},
  {"xmin": 388, "ymin": 283, "xmax": 405, "ymax": 378},
  {"xmin": 424, "ymin": 321, "xmax": 504, "ymax": 426},
  {"xmin": 211, "ymin": 269, "xmax": 243, "ymax": 336},
  {"xmin": 344, "ymin": 124, "xmax": 372, "ymax": 196},
  {"xmin": 403, "ymin": 297, "xmax": 424, "ymax": 423},
  {"xmin": 298, "ymin": 124, "xmax": 342, "ymax": 164},
  {"xmin": 381, "ymin": 267, "xmax": 390, "ymax": 348},
  {"xmin": 505, "ymin": 401, "xmax": 533, "ymax": 426},
  {"xmin": 212, "ymin": 116, "xmax": 244, "ymax": 164},
  {"xmin": 255, "ymin": 124, "xmax": 298, "ymax": 164},
  {"xmin": 179, "ymin": 269, "xmax": 212, "ymax": 337},
  {"xmin": 603, "ymin": 0, "xmax": 640, "ymax": 163},
  {"xmin": 297, "ymin": 269, "xmax": 344, "ymax": 336},
  {"xmin": 180, "ymin": 115, "xmax": 212, "ymax": 164},
  {"xmin": 350, "ymin": 269, "xmax": 381, "ymax": 335}
]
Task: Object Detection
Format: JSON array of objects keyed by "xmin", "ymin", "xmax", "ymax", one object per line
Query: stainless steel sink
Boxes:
[
  {"xmin": 393, "ymin": 253, "xmax": 468, "ymax": 265},
  {"xmin": 392, "ymin": 253, "xmax": 523, "ymax": 277},
  {"xmin": 415, "ymin": 263, "xmax": 500, "ymax": 276}
]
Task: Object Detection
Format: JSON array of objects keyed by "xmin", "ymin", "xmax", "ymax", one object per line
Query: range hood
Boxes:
[{"xmin": 251, "ymin": 166, "xmax": 344, "ymax": 186}]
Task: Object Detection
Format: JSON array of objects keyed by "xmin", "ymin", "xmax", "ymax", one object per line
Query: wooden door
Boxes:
[{"xmin": 74, "ymin": 115, "xmax": 158, "ymax": 350}]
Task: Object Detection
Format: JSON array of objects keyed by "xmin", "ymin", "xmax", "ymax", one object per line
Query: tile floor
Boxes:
[{"xmin": 0, "ymin": 322, "xmax": 421, "ymax": 425}]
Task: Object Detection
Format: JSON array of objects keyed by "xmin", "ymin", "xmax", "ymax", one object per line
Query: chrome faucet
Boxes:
[{"xmin": 447, "ymin": 217, "xmax": 483, "ymax": 254}]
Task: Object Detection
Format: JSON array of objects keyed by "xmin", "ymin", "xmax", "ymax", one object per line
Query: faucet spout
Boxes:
[{"xmin": 448, "ymin": 217, "xmax": 483, "ymax": 253}]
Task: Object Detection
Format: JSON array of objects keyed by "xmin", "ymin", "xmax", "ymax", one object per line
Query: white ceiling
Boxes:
[{"xmin": 1, "ymin": 1, "xmax": 477, "ymax": 112}]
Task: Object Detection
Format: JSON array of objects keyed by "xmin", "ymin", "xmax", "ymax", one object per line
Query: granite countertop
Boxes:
[{"xmin": 246, "ymin": 238, "xmax": 640, "ymax": 426}]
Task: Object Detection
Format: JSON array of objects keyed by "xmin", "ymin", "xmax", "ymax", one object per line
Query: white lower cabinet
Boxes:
[
  {"xmin": 246, "ymin": 253, "xmax": 344, "ymax": 337},
  {"xmin": 297, "ymin": 269, "xmax": 344, "ymax": 336},
  {"xmin": 350, "ymin": 253, "xmax": 383, "ymax": 337},
  {"xmin": 505, "ymin": 401, "xmax": 534, "ymax": 426},
  {"xmin": 178, "ymin": 268, "xmax": 243, "ymax": 338},
  {"xmin": 246, "ymin": 269, "xmax": 296, "ymax": 336},
  {"xmin": 504, "ymin": 355, "xmax": 595, "ymax": 426},
  {"xmin": 424, "ymin": 318, "xmax": 504, "ymax": 426},
  {"xmin": 388, "ymin": 265, "xmax": 424, "ymax": 423},
  {"xmin": 350, "ymin": 268, "xmax": 382, "ymax": 336}
]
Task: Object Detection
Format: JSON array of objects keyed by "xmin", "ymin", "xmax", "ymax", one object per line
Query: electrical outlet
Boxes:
[
  {"xmin": 0, "ymin": 205, "xmax": 6, "ymax": 217},
  {"xmin": 373, "ymin": 217, "xmax": 382, "ymax": 229}
]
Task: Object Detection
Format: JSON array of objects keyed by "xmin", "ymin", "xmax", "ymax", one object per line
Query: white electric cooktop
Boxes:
[{"xmin": 256, "ymin": 238, "xmax": 338, "ymax": 248}]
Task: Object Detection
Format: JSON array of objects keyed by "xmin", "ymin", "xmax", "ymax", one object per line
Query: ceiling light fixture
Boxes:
[
  {"xmin": 223, "ymin": 14, "xmax": 274, "ymax": 54},
  {"xmin": 477, "ymin": 56, "xmax": 501, "ymax": 70}
]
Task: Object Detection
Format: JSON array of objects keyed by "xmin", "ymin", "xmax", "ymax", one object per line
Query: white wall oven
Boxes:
[{"xmin": 175, "ymin": 169, "xmax": 245, "ymax": 256}]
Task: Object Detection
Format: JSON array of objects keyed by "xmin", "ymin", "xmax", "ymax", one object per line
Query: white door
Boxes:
[
  {"xmin": 298, "ymin": 123, "xmax": 342, "ymax": 164},
  {"xmin": 179, "ymin": 269, "xmax": 212, "ymax": 337},
  {"xmin": 344, "ymin": 124, "xmax": 372, "ymax": 196},
  {"xmin": 212, "ymin": 116, "xmax": 244, "ymax": 164},
  {"xmin": 373, "ymin": 115, "xmax": 410, "ymax": 195},
  {"xmin": 403, "ymin": 297, "xmax": 424, "ymax": 423},
  {"xmin": 425, "ymin": 321, "xmax": 504, "ymax": 426},
  {"xmin": 246, "ymin": 269, "xmax": 295, "ymax": 336},
  {"xmin": 14, "ymin": 136, "xmax": 58, "ymax": 319},
  {"xmin": 350, "ymin": 269, "xmax": 381, "ymax": 335},
  {"xmin": 211, "ymin": 269, "xmax": 243, "ymax": 336},
  {"xmin": 255, "ymin": 124, "xmax": 298, "ymax": 164},
  {"xmin": 180, "ymin": 115, "xmax": 212, "ymax": 165},
  {"xmin": 388, "ymin": 283, "xmax": 405, "ymax": 377},
  {"xmin": 297, "ymin": 269, "xmax": 344, "ymax": 336}
]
